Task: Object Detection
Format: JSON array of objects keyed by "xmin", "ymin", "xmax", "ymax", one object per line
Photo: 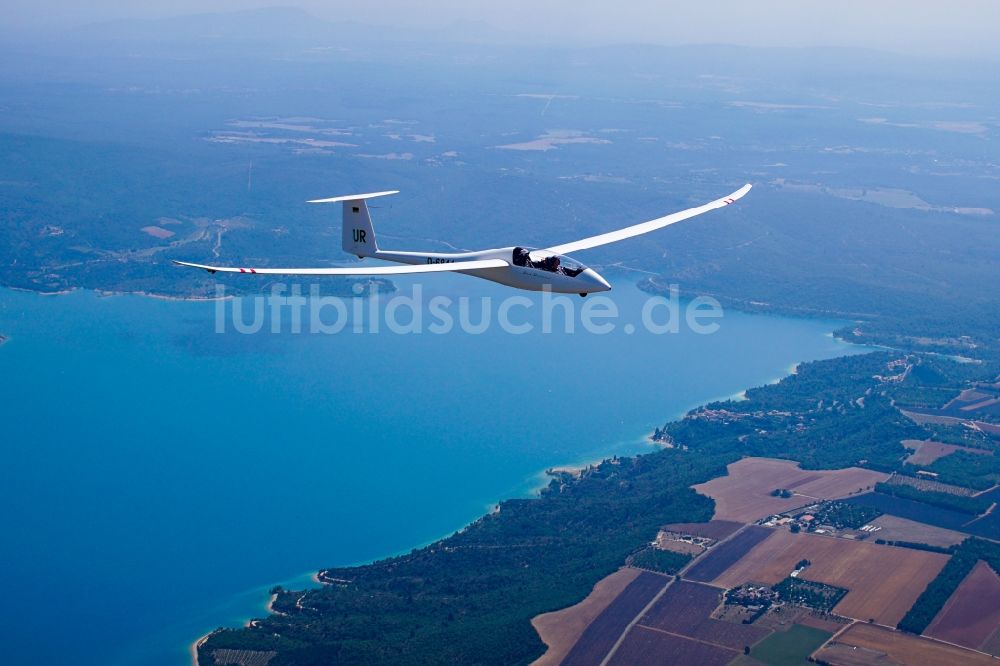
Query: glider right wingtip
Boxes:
[{"xmin": 721, "ymin": 183, "xmax": 753, "ymax": 206}]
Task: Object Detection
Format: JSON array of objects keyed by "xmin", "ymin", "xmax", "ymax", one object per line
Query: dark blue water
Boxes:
[{"xmin": 0, "ymin": 276, "xmax": 864, "ymax": 664}]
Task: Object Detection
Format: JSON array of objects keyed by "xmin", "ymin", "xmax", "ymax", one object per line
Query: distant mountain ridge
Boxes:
[{"xmin": 66, "ymin": 7, "xmax": 533, "ymax": 50}]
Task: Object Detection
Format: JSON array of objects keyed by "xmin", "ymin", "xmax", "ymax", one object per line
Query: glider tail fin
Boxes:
[
  {"xmin": 307, "ymin": 190, "xmax": 398, "ymax": 259},
  {"xmin": 342, "ymin": 197, "xmax": 380, "ymax": 258}
]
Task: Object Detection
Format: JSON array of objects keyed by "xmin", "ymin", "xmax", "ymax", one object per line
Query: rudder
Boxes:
[
  {"xmin": 342, "ymin": 198, "xmax": 379, "ymax": 258},
  {"xmin": 307, "ymin": 190, "xmax": 397, "ymax": 259}
]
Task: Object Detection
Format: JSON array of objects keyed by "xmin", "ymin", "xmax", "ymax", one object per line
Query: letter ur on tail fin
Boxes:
[{"xmin": 307, "ymin": 190, "xmax": 397, "ymax": 259}]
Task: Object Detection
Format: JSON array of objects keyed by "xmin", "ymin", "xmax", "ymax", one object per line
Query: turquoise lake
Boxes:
[{"xmin": 0, "ymin": 275, "xmax": 864, "ymax": 665}]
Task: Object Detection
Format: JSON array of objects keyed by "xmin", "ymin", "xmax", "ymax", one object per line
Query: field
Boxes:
[
  {"xmin": 814, "ymin": 623, "xmax": 997, "ymax": 666},
  {"xmin": 560, "ymin": 571, "xmax": 669, "ymax": 666},
  {"xmin": 901, "ymin": 410, "xmax": 1000, "ymax": 436},
  {"xmin": 942, "ymin": 388, "xmax": 1000, "ymax": 415},
  {"xmin": 685, "ymin": 526, "xmax": 774, "ymax": 583},
  {"xmin": 656, "ymin": 540, "xmax": 703, "ymax": 555},
  {"xmin": 749, "ymin": 624, "xmax": 832, "ymax": 666},
  {"xmin": 660, "ymin": 520, "xmax": 744, "ymax": 540},
  {"xmin": 886, "ymin": 473, "xmax": 976, "ymax": 497},
  {"xmin": 967, "ymin": 485, "xmax": 1000, "ymax": 539},
  {"xmin": 847, "ymin": 490, "xmax": 1000, "ymax": 540},
  {"xmin": 867, "ymin": 514, "xmax": 967, "ymax": 548},
  {"xmin": 924, "ymin": 560, "xmax": 1000, "ymax": 652},
  {"xmin": 531, "ymin": 567, "xmax": 641, "ymax": 666},
  {"xmin": 983, "ymin": 629, "xmax": 1000, "ymax": 658},
  {"xmin": 608, "ymin": 625, "xmax": 737, "ymax": 666},
  {"xmin": 639, "ymin": 580, "xmax": 770, "ymax": 651},
  {"xmin": 692, "ymin": 458, "xmax": 888, "ymax": 523},
  {"xmin": 842, "ymin": 492, "xmax": 973, "ymax": 531},
  {"xmin": 902, "ymin": 439, "xmax": 990, "ymax": 465},
  {"xmin": 797, "ymin": 612, "xmax": 851, "ymax": 633},
  {"xmin": 710, "ymin": 529, "xmax": 948, "ymax": 625}
]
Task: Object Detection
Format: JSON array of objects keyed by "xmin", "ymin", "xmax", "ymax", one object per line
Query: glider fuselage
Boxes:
[{"xmin": 372, "ymin": 247, "xmax": 611, "ymax": 295}]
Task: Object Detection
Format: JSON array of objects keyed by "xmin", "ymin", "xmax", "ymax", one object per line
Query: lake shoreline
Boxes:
[
  {"xmin": 7, "ymin": 283, "xmax": 232, "ymax": 303},
  {"xmin": 191, "ymin": 338, "xmax": 861, "ymax": 664},
  {"xmin": 5, "ymin": 276, "xmax": 396, "ymax": 304},
  {"xmin": 0, "ymin": 281, "xmax": 863, "ymax": 665},
  {"xmin": 189, "ymin": 632, "xmax": 210, "ymax": 666}
]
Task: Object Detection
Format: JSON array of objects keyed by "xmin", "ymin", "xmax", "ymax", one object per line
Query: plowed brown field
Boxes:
[
  {"xmin": 925, "ymin": 560, "xmax": 1000, "ymax": 651},
  {"xmin": 693, "ymin": 457, "xmax": 888, "ymax": 522},
  {"xmin": 710, "ymin": 529, "xmax": 947, "ymax": 625},
  {"xmin": 816, "ymin": 623, "xmax": 996, "ymax": 666}
]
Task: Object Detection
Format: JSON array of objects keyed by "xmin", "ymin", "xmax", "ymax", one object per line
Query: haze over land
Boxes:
[{"xmin": 4, "ymin": 1, "xmax": 1000, "ymax": 58}]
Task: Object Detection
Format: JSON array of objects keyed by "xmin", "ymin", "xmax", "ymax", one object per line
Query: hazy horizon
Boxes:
[{"xmin": 4, "ymin": 1, "xmax": 1000, "ymax": 60}]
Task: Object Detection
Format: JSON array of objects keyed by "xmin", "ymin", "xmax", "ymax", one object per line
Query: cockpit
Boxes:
[{"xmin": 512, "ymin": 247, "xmax": 587, "ymax": 277}]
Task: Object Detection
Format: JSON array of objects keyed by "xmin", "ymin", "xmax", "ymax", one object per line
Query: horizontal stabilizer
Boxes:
[{"xmin": 307, "ymin": 190, "xmax": 399, "ymax": 204}]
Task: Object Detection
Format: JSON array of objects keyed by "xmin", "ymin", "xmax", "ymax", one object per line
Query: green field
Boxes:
[{"xmin": 748, "ymin": 624, "xmax": 832, "ymax": 666}]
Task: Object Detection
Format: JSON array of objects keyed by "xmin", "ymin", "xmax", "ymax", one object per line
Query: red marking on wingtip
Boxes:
[
  {"xmin": 239, "ymin": 268, "xmax": 246, "ymax": 273},
  {"xmin": 249, "ymin": 268, "xmax": 256, "ymax": 274}
]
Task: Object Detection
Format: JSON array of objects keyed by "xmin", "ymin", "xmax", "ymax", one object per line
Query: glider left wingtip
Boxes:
[{"xmin": 173, "ymin": 260, "xmax": 217, "ymax": 274}]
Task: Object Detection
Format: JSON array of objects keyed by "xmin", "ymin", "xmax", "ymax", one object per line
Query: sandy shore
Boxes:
[
  {"xmin": 645, "ymin": 429, "xmax": 679, "ymax": 448},
  {"xmin": 543, "ymin": 456, "xmax": 606, "ymax": 481},
  {"xmin": 538, "ymin": 456, "xmax": 608, "ymax": 493},
  {"xmin": 10, "ymin": 286, "xmax": 78, "ymax": 296},
  {"xmin": 97, "ymin": 289, "xmax": 233, "ymax": 302},
  {"xmin": 546, "ymin": 464, "xmax": 589, "ymax": 477},
  {"xmin": 189, "ymin": 631, "xmax": 212, "ymax": 666},
  {"xmin": 7, "ymin": 283, "xmax": 232, "ymax": 302}
]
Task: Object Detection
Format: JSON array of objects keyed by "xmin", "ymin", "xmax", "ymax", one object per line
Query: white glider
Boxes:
[{"xmin": 174, "ymin": 184, "xmax": 751, "ymax": 296}]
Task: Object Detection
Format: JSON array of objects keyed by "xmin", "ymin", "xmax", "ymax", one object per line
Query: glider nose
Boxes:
[{"xmin": 581, "ymin": 268, "xmax": 611, "ymax": 292}]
